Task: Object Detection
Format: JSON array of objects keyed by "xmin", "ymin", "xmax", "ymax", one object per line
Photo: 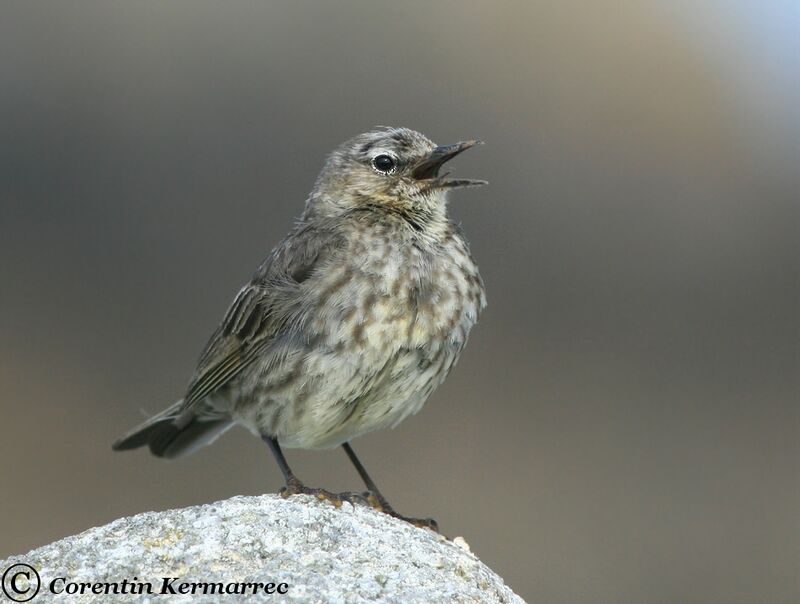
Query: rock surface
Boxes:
[{"xmin": 1, "ymin": 495, "xmax": 524, "ymax": 603}]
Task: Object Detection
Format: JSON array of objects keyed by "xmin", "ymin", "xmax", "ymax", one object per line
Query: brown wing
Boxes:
[{"xmin": 180, "ymin": 223, "xmax": 343, "ymax": 412}]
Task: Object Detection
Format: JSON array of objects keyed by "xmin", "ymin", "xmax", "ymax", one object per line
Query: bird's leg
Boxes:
[
  {"xmin": 262, "ymin": 435, "xmax": 367, "ymax": 508},
  {"xmin": 341, "ymin": 442, "xmax": 439, "ymax": 532}
]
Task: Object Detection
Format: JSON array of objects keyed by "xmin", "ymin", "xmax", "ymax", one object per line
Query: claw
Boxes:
[{"xmin": 360, "ymin": 490, "xmax": 439, "ymax": 533}]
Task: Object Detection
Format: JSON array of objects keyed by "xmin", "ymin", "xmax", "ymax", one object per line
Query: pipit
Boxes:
[{"xmin": 114, "ymin": 127, "xmax": 487, "ymax": 531}]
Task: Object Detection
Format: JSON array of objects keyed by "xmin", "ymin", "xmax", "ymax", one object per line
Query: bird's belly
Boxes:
[
  {"xmin": 233, "ymin": 246, "xmax": 484, "ymax": 448},
  {"xmin": 276, "ymin": 344, "xmax": 455, "ymax": 448},
  {"xmin": 234, "ymin": 312, "xmax": 469, "ymax": 449}
]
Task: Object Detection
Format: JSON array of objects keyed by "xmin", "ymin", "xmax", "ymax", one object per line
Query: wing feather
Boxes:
[{"xmin": 180, "ymin": 223, "xmax": 343, "ymax": 412}]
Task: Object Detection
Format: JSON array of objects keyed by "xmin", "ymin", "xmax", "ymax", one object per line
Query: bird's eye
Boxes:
[{"xmin": 371, "ymin": 154, "xmax": 396, "ymax": 174}]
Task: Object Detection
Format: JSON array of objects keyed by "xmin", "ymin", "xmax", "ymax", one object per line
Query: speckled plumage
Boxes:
[{"xmin": 114, "ymin": 127, "xmax": 486, "ymax": 459}]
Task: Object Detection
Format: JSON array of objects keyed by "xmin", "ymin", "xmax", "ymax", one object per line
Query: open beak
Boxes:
[{"xmin": 412, "ymin": 140, "xmax": 488, "ymax": 190}]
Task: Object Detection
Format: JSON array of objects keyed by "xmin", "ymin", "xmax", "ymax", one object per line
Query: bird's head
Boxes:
[{"xmin": 307, "ymin": 127, "xmax": 486, "ymax": 222}]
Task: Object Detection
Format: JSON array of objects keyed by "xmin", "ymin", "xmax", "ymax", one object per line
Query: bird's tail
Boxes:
[{"xmin": 112, "ymin": 399, "xmax": 234, "ymax": 459}]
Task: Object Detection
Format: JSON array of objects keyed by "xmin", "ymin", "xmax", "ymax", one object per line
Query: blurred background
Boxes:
[{"xmin": 1, "ymin": 2, "xmax": 797, "ymax": 603}]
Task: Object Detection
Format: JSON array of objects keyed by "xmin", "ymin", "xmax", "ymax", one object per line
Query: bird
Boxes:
[{"xmin": 113, "ymin": 127, "xmax": 487, "ymax": 531}]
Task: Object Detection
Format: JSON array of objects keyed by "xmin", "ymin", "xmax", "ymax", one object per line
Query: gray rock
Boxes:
[{"xmin": 1, "ymin": 495, "xmax": 524, "ymax": 603}]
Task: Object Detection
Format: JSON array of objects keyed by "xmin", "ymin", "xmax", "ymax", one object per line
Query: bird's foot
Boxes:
[
  {"xmin": 280, "ymin": 478, "xmax": 368, "ymax": 508},
  {"xmin": 361, "ymin": 491, "xmax": 439, "ymax": 532},
  {"xmin": 279, "ymin": 480, "xmax": 437, "ymax": 531}
]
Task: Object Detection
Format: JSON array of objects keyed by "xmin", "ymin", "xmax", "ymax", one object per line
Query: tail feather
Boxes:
[{"xmin": 112, "ymin": 400, "xmax": 233, "ymax": 459}]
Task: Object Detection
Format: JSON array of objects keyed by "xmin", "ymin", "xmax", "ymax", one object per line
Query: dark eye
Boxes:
[{"xmin": 371, "ymin": 154, "xmax": 396, "ymax": 174}]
